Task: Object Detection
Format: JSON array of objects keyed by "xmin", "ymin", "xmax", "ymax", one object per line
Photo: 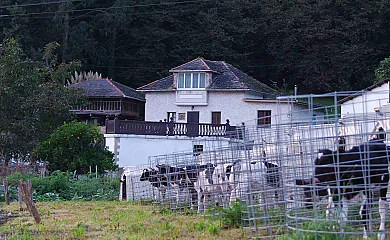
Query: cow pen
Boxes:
[{"xmin": 119, "ymin": 90, "xmax": 390, "ymax": 239}]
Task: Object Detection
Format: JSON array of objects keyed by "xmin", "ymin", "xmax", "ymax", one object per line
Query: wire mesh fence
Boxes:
[
  {"xmin": 280, "ymin": 91, "xmax": 390, "ymax": 240},
  {"xmin": 120, "ymin": 165, "xmax": 154, "ymax": 203},
  {"xmin": 120, "ymin": 90, "xmax": 390, "ymax": 239}
]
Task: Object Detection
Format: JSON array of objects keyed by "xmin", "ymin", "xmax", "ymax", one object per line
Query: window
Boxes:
[
  {"xmin": 178, "ymin": 113, "xmax": 185, "ymax": 121},
  {"xmin": 211, "ymin": 112, "xmax": 221, "ymax": 125},
  {"xmin": 257, "ymin": 110, "xmax": 271, "ymax": 127},
  {"xmin": 177, "ymin": 73, "xmax": 206, "ymax": 89},
  {"xmin": 167, "ymin": 112, "xmax": 176, "ymax": 122}
]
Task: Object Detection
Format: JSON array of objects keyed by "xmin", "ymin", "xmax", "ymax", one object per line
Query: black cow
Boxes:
[{"xmin": 295, "ymin": 139, "xmax": 389, "ymax": 239}]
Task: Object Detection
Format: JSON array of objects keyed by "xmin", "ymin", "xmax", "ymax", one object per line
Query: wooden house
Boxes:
[{"xmin": 69, "ymin": 78, "xmax": 145, "ymax": 125}]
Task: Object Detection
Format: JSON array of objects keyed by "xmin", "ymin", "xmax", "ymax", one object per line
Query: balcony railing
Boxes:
[
  {"xmin": 71, "ymin": 100, "xmax": 139, "ymax": 116},
  {"xmin": 105, "ymin": 119, "xmax": 236, "ymax": 137}
]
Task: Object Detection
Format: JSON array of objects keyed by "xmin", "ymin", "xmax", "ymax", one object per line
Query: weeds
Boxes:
[
  {"xmin": 208, "ymin": 222, "xmax": 221, "ymax": 235},
  {"xmin": 70, "ymin": 222, "xmax": 87, "ymax": 239},
  {"xmin": 209, "ymin": 199, "xmax": 246, "ymax": 229},
  {"xmin": 3, "ymin": 171, "xmax": 119, "ymax": 202}
]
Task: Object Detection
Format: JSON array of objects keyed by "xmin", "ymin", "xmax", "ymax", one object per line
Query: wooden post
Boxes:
[
  {"xmin": 3, "ymin": 179, "xmax": 9, "ymax": 205},
  {"xmin": 105, "ymin": 116, "xmax": 109, "ymax": 133},
  {"xmin": 17, "ymin": 180, "xmax": 23, "ymax": 211},
  {"xmin": 114, "ymin": 117, "xmax": 119, "ymax": 133},
  {"xmin": 20, "ymin": 180, "xmax": 41, "ymax": 224}
]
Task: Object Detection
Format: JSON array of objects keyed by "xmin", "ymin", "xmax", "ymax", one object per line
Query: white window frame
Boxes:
[{"xmin": 177, "ymin": 72, "xmax": 206, "ymax": 89}]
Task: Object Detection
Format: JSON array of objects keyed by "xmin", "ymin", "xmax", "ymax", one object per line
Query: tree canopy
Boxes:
[
  {"xmin": 0, "ymin": 38, "xmax": 84, "ymax": 161},
  {"xmin": 33, "ymin": 122, "xmax": 117, "ymax": 174},
  {"xmin": 0, "ymin": 0, "xmax": 390, "ymax": 93}
]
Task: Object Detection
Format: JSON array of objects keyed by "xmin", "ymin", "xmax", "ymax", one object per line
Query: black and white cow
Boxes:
[
  {"xmin": 183, "ymin": 162, "xmax": 216, "ymax": 211},
  {"xmin": 229, "ymin": 153, "xmax": 281, "ymax": 205},
  {"xmin": 295, "ymin": 139, "xmax": 390, "ymax": 240},
  {"xmin": 140, "ymin": 168, "xmax": 170, "ymax": 201},
  {"xmin": 140, "ymin": 162, "xmax": 220, "ymax": 211},
  {"xmin": 184, "ymin": 159, "xmax": 236, "ymax": 213}
]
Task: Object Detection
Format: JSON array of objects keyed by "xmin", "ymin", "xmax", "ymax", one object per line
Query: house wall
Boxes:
[
  {"xmin": 145, "ymin": 91, "xmax": 323, "ymax": 126},
  {"xmin": 105, "ymin": 134, "xmax": 230, "ymax": 167},
  {"xmin": 341, "ymin": 83, "xmax": 389, "ymax": 116}
]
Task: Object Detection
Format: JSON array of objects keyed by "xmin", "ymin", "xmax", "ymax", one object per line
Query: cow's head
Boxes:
[
  {"xmin": 294, "ymin": 178, "xmax": 324, "ymax": 208},
  {"xmin": 140, "ymin": 168, "xmax": 156, "ymax": 181},
  {"xmin": 294, "ymin": 149, "xmax": 335, "ymax": 207}
]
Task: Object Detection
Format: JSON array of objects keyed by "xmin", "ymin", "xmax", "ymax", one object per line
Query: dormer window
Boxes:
[{"xmin": 177, "ymin": 73, "xmax": 206, "ymax": 89}]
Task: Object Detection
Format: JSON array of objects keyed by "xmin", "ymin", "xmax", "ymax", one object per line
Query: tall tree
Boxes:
[
  {"xmin": 1, "ymin": 0, "xmax": 390, "ymax": 93},
  {"xmin": 0, "ymin": 38, "xmax": 84, "ymax": 163}
]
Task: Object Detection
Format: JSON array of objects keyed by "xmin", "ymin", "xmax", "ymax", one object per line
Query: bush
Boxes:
[
  {"xmin": 33, "ymin": 121, "xmax": 117, "ymax": 174},
  {"xmin": 3, "ymin": 171, "xmax": 119, "ymax": 202},
  {"xmin": 220, "ymin": 200, "xmax": 245, "ymax": 228},
  {"xmin": 70, "ymin": 177, "xmax": 120, "ymax": 201}
]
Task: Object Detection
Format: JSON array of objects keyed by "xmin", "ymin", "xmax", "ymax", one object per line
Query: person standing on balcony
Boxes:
[{"xmin": 168, "ymin": 117, "xmax": 174, "ymax": 136}]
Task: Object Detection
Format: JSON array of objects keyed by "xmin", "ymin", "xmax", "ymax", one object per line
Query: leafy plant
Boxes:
[
  {"xmin": 70, "ymin": 222, "xmax": 87, "ymax": 239},
  {"xmin": 33, "ymin": 121, "xmax": 117, "ymax": 174},
  {"xmin": 3, "ymin": 171, "xmax": 119, "ymax": 202},
  {"xmin": 375, "ymin": 57, "xmax": 390, "ymax": 82},
  {"xmin": 219, "ymin": 200, "xmax": 246, "ymax": 228},
  {"xmin": 207, "ymin": 222, "xmax": 221, "ymax": 235}
]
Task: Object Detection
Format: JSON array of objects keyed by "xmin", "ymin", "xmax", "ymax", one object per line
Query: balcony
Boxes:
[
  {"xmin": 71, "ymin": 99, "xmax": 141, "ymax": 118},
  {"xmin": 105, "ymin": 119, "xmax": 236, "ymax": 137}
]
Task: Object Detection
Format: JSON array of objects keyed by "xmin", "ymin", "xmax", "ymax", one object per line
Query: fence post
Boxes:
[
  {"xmin": 17, "ymin": 180, "xmax": 23, "ymax": 211},
  {"xmin": 3, "ymin": 179, "xmax": 9, "ymax": 205},
  {"xmin": 20, "ymin": 180, "xmax": 41, "ymax": 224},
  {"xmin": 105, "ymin": 116, "xmax": 109, "ymax": 133},
  {"xmin": 114, "ymin": 117, "xmax": 119, "ymax": 133}
]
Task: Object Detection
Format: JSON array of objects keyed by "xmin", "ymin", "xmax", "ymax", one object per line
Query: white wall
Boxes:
[
  {"xmin": 341, "ymin": 83, "xmax": 389, "ymax": 116},
  {"xmin": 105, "ymin": 134, "xmax": 231, "ymax": 167},
  {"xmin": 144, "ymin": 91, "xmax": 321, "ymax": 126}
]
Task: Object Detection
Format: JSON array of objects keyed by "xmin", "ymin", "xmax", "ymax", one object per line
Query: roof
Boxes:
[
  {"xmin": 69, "ymin": 78, "xmax": 145, "ymax": 101},
  {"xmin": 137, "ymin": 57, "xmax": 279, "ymax": 95},
  {"xmin": 338, "ymin": 78, "xmax": 390, "ymax": 104}
]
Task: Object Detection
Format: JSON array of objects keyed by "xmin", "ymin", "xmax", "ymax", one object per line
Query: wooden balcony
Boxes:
[
  {"xmin": 71, "ymin": 99, "xmax": 141, "ymax": 117},
  {"xmin": 105, "ymin": 119, "xmax": 236, "ymax": 137}
]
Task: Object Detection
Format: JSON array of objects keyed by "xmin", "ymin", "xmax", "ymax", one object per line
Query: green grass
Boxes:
[{"xmin": 0, "ymin": 201, "xmax": 246, "ymax": 239}]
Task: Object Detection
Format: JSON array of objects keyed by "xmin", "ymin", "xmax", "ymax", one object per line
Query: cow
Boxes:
[
  {"xmin": 229, "ymin": 153, "xmax": 281, "ymax": 205},
  {"xmin": 140, "ymin": 162, "xmax": 221, "ymax": 212},
  {"xmin": 295, "ymin": 139, "xmax": 389, "ymax": 240},
  {"xmin": 140, "ymin": 168, "xmax": 170, "ymax": 202}
]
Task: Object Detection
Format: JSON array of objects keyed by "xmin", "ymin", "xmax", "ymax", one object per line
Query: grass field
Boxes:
[{"xmin": 0, "ymin": 201, "xmax": 246, "ymax": 240}]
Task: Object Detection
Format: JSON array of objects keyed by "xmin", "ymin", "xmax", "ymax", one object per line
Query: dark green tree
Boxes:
[
  {"xmin": 375, "ymin": 57, "xmax": 390, "ymax": 82},
  {"xmin": 2, "ymin": 0, "xmax": 390, "ymax": 93},
  {"xmin": 33, "ymin": 121, "xmax": 117, "ymax": 173},
  {"xmin": 0, "ymin": 38, "xmax": 84, "ymax": 162}
]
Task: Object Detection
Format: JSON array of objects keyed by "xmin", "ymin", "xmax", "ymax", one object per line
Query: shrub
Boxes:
[
  {"xmin": 3, "ymin": 171, "xmax": 119, "ymax": 202},
  {"xmin": 33, "ymin": 121, "xmax": 117, "ymax": 174},
  {"xmin": 220, "ymin": 200, "xmax": 245, "ymax": 228}
]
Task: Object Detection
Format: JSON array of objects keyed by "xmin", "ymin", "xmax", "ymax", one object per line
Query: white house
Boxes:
[
  {"xmin": 339, "ymin": 79, "xmax": 390, "ymax": 117},
  {"xmin": 106, "ymin": 58, "xmax": 325, "ymax": 168},
  {"xmin": 137, "ymin": 57, "xmax": 323, "ymax": 127}
]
